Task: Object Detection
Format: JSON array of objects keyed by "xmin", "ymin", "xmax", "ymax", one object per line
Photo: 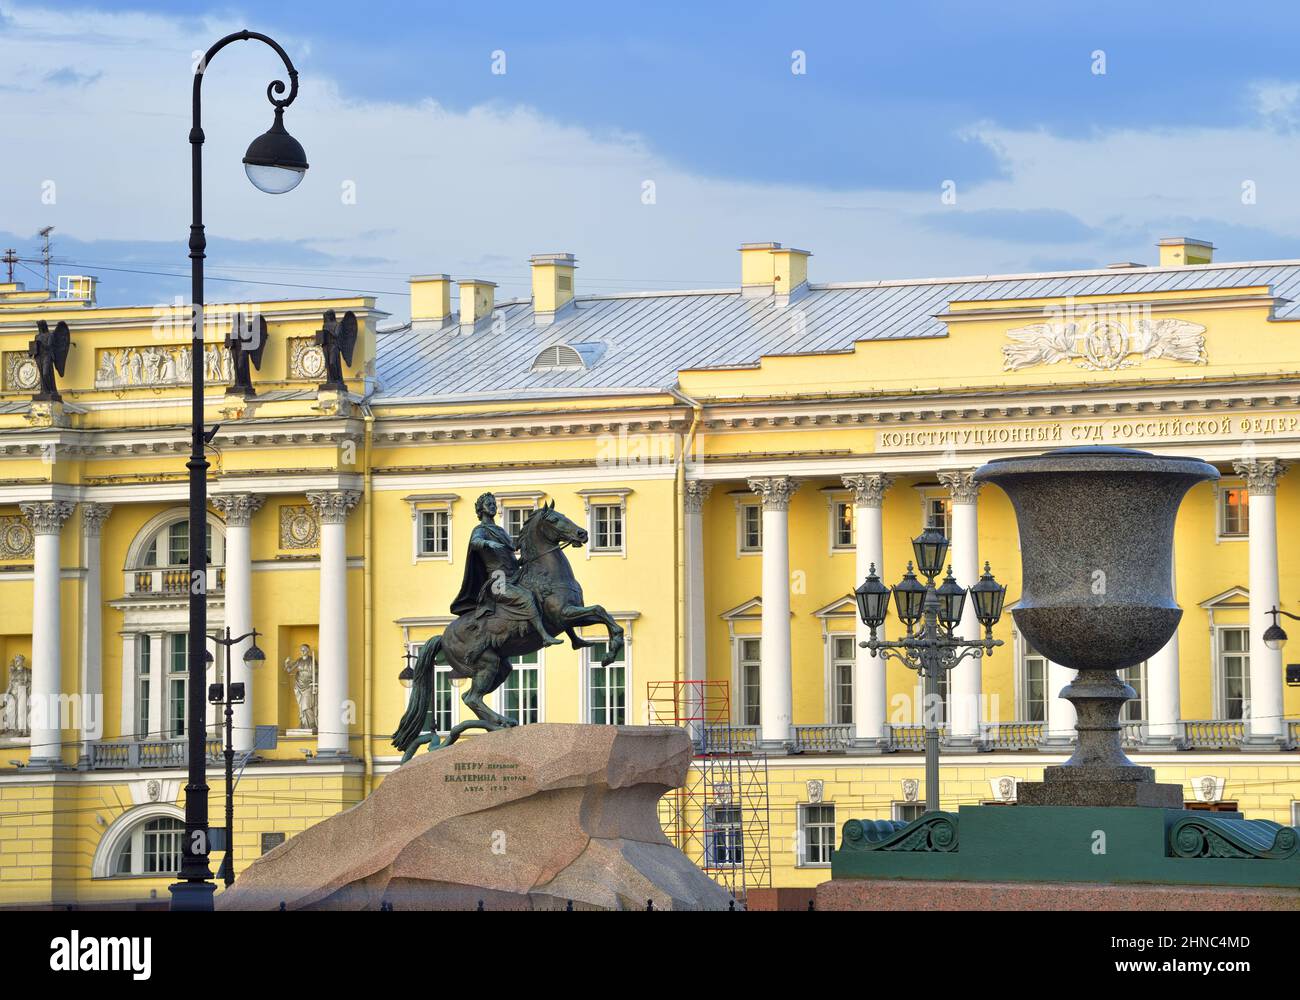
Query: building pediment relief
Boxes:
[{"xmin": 1001, "ymin": 318, "xmax": 1207, "ymax": 372}]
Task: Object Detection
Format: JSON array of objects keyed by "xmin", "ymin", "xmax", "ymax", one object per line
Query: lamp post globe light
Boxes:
[
  {"xmin": 1261, "ymin": 606, "xmax": 1300, "ymax": 688},
  {"xmin": 172, "ymin": 30, "xmax": 307, "ymax": 913},
  {"xmin": 854, "ymin": 531, "xmax": 1006, "ymax": 813}
]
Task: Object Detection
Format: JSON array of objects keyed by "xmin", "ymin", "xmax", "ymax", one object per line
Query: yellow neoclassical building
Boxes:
[{"xmin": 2, "ymin": 236, "xmax": 1299, "ymax": 907}]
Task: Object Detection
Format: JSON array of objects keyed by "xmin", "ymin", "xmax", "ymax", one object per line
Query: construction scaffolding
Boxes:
[{"xmin": 648, "ymin": 680, "xmax": 771, "ymax": 902}]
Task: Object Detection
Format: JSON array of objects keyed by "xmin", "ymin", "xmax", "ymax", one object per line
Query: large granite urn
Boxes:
[{"xmin": 974, "ymin": 446, "xmax": 1218, "ymax": 807}]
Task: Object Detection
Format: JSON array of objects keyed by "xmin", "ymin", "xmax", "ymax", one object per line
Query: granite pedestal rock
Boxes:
[{"xmin": 217, "ymin": 724, "xmax": 731, "ymax": 911}]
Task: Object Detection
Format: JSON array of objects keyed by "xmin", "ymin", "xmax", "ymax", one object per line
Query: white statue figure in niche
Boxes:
[
  {"xmin": 284, "ymin": 644, "xmax": 317, "ymax": 732},
  {"xmin": 1, "ymin": 654, "xmax": 31, "ymax": 736}
]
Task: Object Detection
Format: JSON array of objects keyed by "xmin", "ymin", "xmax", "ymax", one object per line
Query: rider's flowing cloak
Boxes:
[{"xmin": 450, "ymin": 521, "xmax": 519, "ymax": 616}]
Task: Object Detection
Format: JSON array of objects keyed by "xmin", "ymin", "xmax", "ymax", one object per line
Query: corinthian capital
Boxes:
[
  {"xmin": 19, "ymin": 500, "xmax": 76, "ymax": 536},
  {"xmin": 81, "ymin": 503, "xmax": 113, "ymax": 538},
  {"xmin": 1232, "ymin": 458, "xmax": 1288, "ymax": 496},
  {"xmin": 307, "ymin": 489, "xmax": 362, "ymax": 525},
  {"xmin": 842, "ymin": 473, "xmax": 895, "ymax": 509},
  {"xmin": 684, "ymin": 480, "xmax": 714, "ymax": 513},
  {"xmin": 937, "ymin": 470, "xmax": 983, "ymax": 505},
  {"xmin": 212, "ymin": 493, "xmax": 266, "ymax": 528},
  {"xmin": 747, "ymin": 476, "xmax": 800, "ymax": 511}
]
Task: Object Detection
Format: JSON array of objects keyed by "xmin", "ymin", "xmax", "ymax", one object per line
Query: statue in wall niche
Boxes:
[
  {"xmin": 28, "ymin": 320, "xmax": 70, "ymax": 402},
  {"xmin": 393, "ymin": 494, "xmax": 625, "ymax": 760},
  {"xmin": 1, "ymin": 654, "xmax": 30, "ymax": 736},
  {"xmin": 284, "ymin": 644, "xmax": 317, "ymax": 731}
]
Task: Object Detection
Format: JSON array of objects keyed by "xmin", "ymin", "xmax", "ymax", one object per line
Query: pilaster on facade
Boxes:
[{"xmin": 683, "ymin": 479, "xmax": 714, "ymax": 513}]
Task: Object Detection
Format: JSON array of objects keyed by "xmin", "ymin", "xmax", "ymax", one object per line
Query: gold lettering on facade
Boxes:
[{"xmin": 876, "ymin": 413, "xmax": 1300, "ymax": 452}]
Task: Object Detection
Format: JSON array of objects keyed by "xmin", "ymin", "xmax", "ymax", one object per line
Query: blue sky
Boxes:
[{"xmin": 3, "ymin": 1, "xmax": 1300, "ymax": 316}]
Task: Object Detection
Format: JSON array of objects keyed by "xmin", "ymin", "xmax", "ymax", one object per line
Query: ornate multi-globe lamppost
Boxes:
[
  {"xmin": 854, "ymin": 527, "xmax": 1007, "ymax": 813},
  {"xmin": 172, "ymin": 30, "xmax": 308, "ymax": 913}
]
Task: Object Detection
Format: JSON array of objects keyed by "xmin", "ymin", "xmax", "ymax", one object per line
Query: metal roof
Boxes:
[{"xmin": 373, "ymin": 262, "xmax": 1300, "ymax": 401}]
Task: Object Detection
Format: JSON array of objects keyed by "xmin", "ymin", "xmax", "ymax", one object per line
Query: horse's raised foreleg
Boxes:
[
  {"xmin": 558, "ymin": 604, "xmax": 625, "ymax": 665},
  {"xmin": 566, "ymin": 627, "xmax": 595, "ymax": 650},
  {"xmin": 461, "ymin": 654, "xmax": 517, "ymax": 729}
]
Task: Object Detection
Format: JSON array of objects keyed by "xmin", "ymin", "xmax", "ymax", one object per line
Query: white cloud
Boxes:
[{"xmin": 2, "ymin": 1, "xmax": 1300, "ymax": 322}]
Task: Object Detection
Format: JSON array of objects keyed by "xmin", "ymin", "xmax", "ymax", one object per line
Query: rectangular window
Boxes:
[
  {"xmin": 706, "ymin": 805, "xmax": 743, "ymax": 867},
  {"xmin": 434, "ymin": 664, "xmax": 453, "ymax": 734},
  {"xmin": 1220, "ymin": 486, "xmax": 1249, "ymax": 537},
  {"xmin": 501, "ymin": 651, "xmax": 540, "ymax": 725},
  {"xmin": 1022, "ymin": 647, "xmax": 1048, "ymax": 722},
  {"xmin": 586, "ymin": 640, "xmax": 626, "ymax": 725},
  {"xmin": 136, "ymin": 636, "xmax": 152, "ymax": 737},
  {"xmin": 832, "ymin": 501, "xmax": 853, "ymax": 548},
  {"xmin": 738, "ymin": 638, "xmax": 761, "ymax": 726},
  {"xmin": 831, "ymin": 635, "xmax": 855, "ymax": 725},
  {"xmin": 800, "ymin": 804, "xmax": 837, "ymax": 866},
  {"xmin": 167, "ymin": 633, "xmax": 188, "ymax": 738},
  {"xmin": 409, "ymin": 641, "xmax": 454, "ymax": 733},
  {"xmin": 1120, "ymin": 662, "xmax": 1146, "ymax": 722},
  {"xmin": 591, "ymin": 504, "xmax": 624, "ymax": 552},
  {"xmin": 925, "ymin": 496, "xmax": 952, "ymax": 536},
  {"xmin": 418, "ymin": 510, "xmax": 450, "ymax": 557},
  {"xmin": 1219, "ymin": 628, "xmax": 1251, "ymax": 720},
  {"xmin": 143, "ymin": 821, "xmax": 183, "ymax": 875},
  {"xmin": 892, "ymin": 802, "xmax": 925, "ymax": 823},
  {"xmin": 504, "ymin": 506, "xmax": 533, "ymax": 544},
  {"xmin": 740, "ymin": 504, "xmax": 762, "ymax": 552},
  {"xmin": 167, "ymin": 520, "xmax": 212, "ymax": 566}
]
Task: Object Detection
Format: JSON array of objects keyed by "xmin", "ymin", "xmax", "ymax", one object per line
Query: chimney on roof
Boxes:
[
  {"xmin": 409, "ymin": 273, "xmax": 453, "ymax": 326},
  {"xmin": 530, "ymin": 252, "xmax": 576, "ymax": 325},
  {"xmin": 739, "ymin": 241, "xmax": 811, "ymax": 300},
  {"xmin": 1157, "ymin": 237, "xmax": 1214, "ymax": 267},
  {"xmin": 458, "ymin": 279, "xmax": 496, "ymax": 328}
]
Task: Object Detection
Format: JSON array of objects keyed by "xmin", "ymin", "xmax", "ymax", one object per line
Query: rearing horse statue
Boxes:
[{"xmin": 393, "ymin": 495, "xmax": 625, "ymax": 760}]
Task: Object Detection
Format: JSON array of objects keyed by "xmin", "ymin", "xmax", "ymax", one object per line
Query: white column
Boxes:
[
  {"xmin": 308, "ymin": 490, "xmax": 361, "ymax": 757},
  {"xmin": 747, "ymin": 477, "xmax": 798, "ymax": 750},
  {"xmin": 843, "ymin": 473, "xmax": 893, "ymax": 747},
  {"xmin": 212, "ymin": 493, "xmax": 265, "ymax": 753},
  {"xmin": 1045, "ymin": 659, "xmax": 1076, "ymax": 744},
  {"xmin": 1145, "ymin": 638, "xmax": 1180, "ymax": 743},
  {"xmin": 1234, "ymin": 458, "xmax": 1287, "ymax": 745},
  {"xmin": 78, "ymin": 504, "xmax": 112, "ymax": 763},
  {"xmin": 1145, "ymin": 554, "xmax": 1181, "ymax": 745},
  {"xmin": 683, "ymin": 481, "xmax": 713, "ymax": 686},
  {"xmin": 20, "ymin": 501, "xmax": 75, "ymax": 767},
  {"xmin": 938, "ymin": 471, "xmax": 983, "ymax": 744}
]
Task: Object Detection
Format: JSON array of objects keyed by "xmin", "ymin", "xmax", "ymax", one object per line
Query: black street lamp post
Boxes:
[
  {"xmin": 206, "ymin": 627, "xmax": 266, "ymax": 888},
  {"xmin": 854, "ymin": 528, "xmax": 1007, "ymax": 812},
  {"xmin": 172, "ymin": 29, "xmax": 308, "ymax": 913},
  {"xmin": 1262, "ymin": 606, "xmax": 1300, "ymax": 688}
]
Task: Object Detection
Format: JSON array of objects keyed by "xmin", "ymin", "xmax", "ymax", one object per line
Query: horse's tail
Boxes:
[{"xmin": 392, "ymin": 635, "xmax": 440, "ymax": 752}]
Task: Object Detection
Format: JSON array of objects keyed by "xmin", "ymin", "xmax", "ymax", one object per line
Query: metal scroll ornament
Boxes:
[{"xmin": 840, "ymin": 813, "xmax": 959, "ymax": 853}]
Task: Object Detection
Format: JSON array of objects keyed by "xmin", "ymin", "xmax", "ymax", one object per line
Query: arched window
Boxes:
[
  {"xmin": 114, "ymin": 817, "xmax": 184, "ymax": 876},
  {"xmin": 93, "ymin": 805, "xmax": 186, "ymax": 879},
  {"xmin": 144, "ymin": 519, "xmax": 213, "ymax": 568}
]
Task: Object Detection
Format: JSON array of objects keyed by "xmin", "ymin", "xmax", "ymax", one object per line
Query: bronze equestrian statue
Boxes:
[{"xmin": 393, "ymin": 493, "xmax": 625, "ymax": 760}]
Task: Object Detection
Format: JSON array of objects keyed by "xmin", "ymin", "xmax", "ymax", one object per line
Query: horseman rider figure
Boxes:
[{"xmin": 451, "ymin": 492, "xmax": 564, "ymax": 655}]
